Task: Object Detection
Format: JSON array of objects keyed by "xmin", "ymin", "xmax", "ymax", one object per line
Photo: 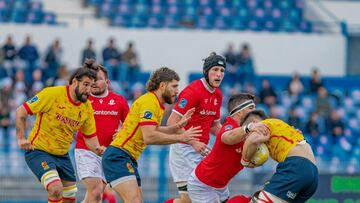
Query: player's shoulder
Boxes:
[
  {"xmin": 41, "ymin": 86, "xmax": 66, "ymax": 95},
  {"xmin": 262, "ymin": 118, "xmax": 287, "ymax": 126},
  {"xmin": 222, "ymin": 117, "xmax": 238, "ymax": 131},
  {"xmin": 108, "ymin": 91, "xmax": 127, "ymax": 102}
]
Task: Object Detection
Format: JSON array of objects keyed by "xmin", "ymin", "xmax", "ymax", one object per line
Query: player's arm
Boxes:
[
  {"xmin": 241, "ymin": 131, "xmax": 269, "ymax": 167},
  {"xmin": 141, "ymin": 124, "xmax": 201, "ymax": 145},
  {"xmin": 210, "ymin": 120, "xmax": 222, "ymax": 136},
  {"xmin": 160, "ymin": 107, "xmax": 195, "ymax": 134},
  {"xmin": 221, "ymin": 126, "xmax": 248, "ymax": 145},
  {"xmin": 15, "ymin": 105, "xmax": 33, "ymax": 150},
  {"xmin": 84, "ymin": 135, "xmax": 105, "ymax": 156}
]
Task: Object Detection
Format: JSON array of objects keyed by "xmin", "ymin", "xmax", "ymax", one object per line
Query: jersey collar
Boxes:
[
  {"xmin": 66, "ymin": 86, "xmax": 81, "ymax": 106},
  {"xmin": 151, "ymin": 91, "xmax": 165, "ymax": 110},
  {"xmin": 200, "ymin": 78, "xmax": 215, "ymax": 93}
]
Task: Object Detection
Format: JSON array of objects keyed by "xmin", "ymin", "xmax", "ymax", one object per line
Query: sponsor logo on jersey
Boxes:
[
  {"xmin": 93, "ymin": 110, "xmax": 119, "ymax": 116},
  {"xmin": 143, "ymin": 111, "xmax": 153, "ymax": 119},
  {"xmin": 55, "ymin": 113, "xmax": 80, "ymax": 127},
  {"xmin": 178, "ymin": 98, "xmax": 187, "ymax": 109},
  {"xmin": 27, "ymin": 96, "xmax": 39, "ymax": 104},
  {"xmin": 199, "ymin": 109, "xmax": 216, "ymax": 116}
]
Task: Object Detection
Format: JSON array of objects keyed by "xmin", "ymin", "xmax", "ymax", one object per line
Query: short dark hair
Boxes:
[
  {"xmin": 241, "ymin": 110, "xmax": 268, "ymax": 126},
  {"xmin": 227, "ymin": 93, "xmax": 256, "ymax": 113},
  {"xmin": 69, "ymin": 67, "xmax": 97, "ymax": 85},
  {"xmin": 83, "ymin": 58, "xmax": 109, "ymax": 79},
  {"xmin": 146, "ymin": 67, "xmax": 180, "ymax": 92}
]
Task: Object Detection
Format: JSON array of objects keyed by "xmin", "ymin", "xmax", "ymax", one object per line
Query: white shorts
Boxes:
[
  {"xmin": 169, "ymin": 143, "xmax": 203, "ymax": 183},
  {"xmin": 188, "ymin": 171, "xmax": 230, "ymax": 203},
  {"xmin": 75, "ymin": 149, "xmax": 106, "ymax": 182}
]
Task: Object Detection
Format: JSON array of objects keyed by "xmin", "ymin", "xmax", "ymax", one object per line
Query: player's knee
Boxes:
[
  {"xmin": 41, "ymin": 170, "xmax": 62, "ymax": 198},
  {"xmin": 47, "ymin": 183, "xmax": 63, "ymax": 199},
  {"xmin": 63, "ymin": 184, "xmax": 78, "ymax": 202},
  {"xmin": 89, "ymin": 186, "xmax": 103, "ymax": 202}
]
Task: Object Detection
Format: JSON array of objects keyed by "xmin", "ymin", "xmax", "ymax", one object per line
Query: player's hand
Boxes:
[
  {"xmin": 249, "ymin": 122, "xmax": 269, "ymax": 136},
  {"xmin": 18, "ymin": 138, "xmax": 34, "ymax": 150},
  {"xmin": 180, "ymin": 126, "xmax": 202, "ymax": 143},
  {"xmin": 177, "ymin": 107, "xmax": 195, "ymax": 129},
  {"xmin": 95, "ymin": 146, "xmax": 106, "ymax": 156},
  {"xmin": 190, "ymin": 140, "xmax": 211, "ymax": 156}
]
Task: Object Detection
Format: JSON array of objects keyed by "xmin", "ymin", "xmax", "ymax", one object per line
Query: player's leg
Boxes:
[
  {"xmin": 260, "ymin": 157, "xmax": 318, "ymax": 203},
  {"xmin": 102, "ymin": 146, "xmax": 142, "ymax": 203},
  {"xmin": 168, "ymin": 144, "xmax": 203, "ymax": 203},
  {"xmin": 62, "ymin": 180, "xmax": 77, "ymax": 203},
  {"xmin": 81, "ymin": 178, "xmax": 106, "ymax": 203},
  {"xmin": 112, "ymin": 179, "xmax": 142, "ymax": 203},
  {"xmin": 24, "ymin": 150, "xmax": 64, "ymax": 203},
  {"xmin": 102, "ymin": 185, "xmax": 117, "ymax": 203},
  {"xmin": 57, "ymin": 153, "xmax": 78, "ymax": 203},
  {"xmin": 75, "ymin": 149, "xmax": 106, "ymax": 203}
]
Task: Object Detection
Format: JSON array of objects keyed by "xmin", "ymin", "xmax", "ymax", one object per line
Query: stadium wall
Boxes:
[{"xmin": 0, "ymin": 24, "xmax": 346, "ymax": 87}]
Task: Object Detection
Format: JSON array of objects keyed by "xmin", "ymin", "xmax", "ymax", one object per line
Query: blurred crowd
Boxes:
[{"xmin": 0, "ymin": 37, "xmax": 359, "ymax": 174}]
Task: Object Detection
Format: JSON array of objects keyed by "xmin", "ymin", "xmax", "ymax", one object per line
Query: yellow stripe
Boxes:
[
  {"xmin": 41, "ymin": 171, "xmax": 58, "ymax": 184},
  {"xmin": 63, "ymin": 185, "xmax": 76, "ymax": 191}
]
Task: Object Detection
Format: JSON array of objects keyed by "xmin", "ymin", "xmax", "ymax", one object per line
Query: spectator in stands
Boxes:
[
  {"xmin": 305, "ymin": 112, "xmax": 320, "ymax": 139},
  {"xmin": 12, "ymin": 69, "xmax": 29, "ymax": 107},
  {"xmin": 81, "ymin": 38, "xmax": 96, "ymax": 64},
  {"xmin": 326, "ymin": 110, "xmax": 345, "ymax": 140},
  {"xmin": 223, "ymin": 43, "xmax": 237, "ymax": 84},
  {"xmin": 259, "ymin": 79, "xmax": 277, "ymax": 107},
  {"xmin": 0, "ymin": 77, "xmax": 13, "ymax": 154},
  {"xmin": 29, "ymin": 69, "xmax": 44, "ymax": 96},
  {"xmin": 122, "ymin": 41, "xmax": 140, "ymax": 85},
  {"xmin": 102, "ymin": 37, "xmax": 121, "ymax": 81},
  {"xmin": 287, "ymin": 107, "xmax": 302, "ymax": 129},
  {"xmin": 310, "ymin": 68, "xmax": 323, "ymax": 94},
  {"xmin": 288, "ymin": 72, "xmax": 304, "ymax": 97},
  {"xmin": 53, "ymin": 64, "xmax": 69, "ymax": 86},
  {"xmin": 18, "ymin": 36, "xmax": 39, "ymax": 82},
  {"xmin": 316, "ymin": 86, "xmax": 332, "ymax": 119},
  {"xmin": 1, "ymin": 35, "xmax": 17, "ymax": 77},
  {"xmin": 236, "ymin": 43, "xmax": 255, "ymax": 83},
  {"xmin": 44, "ymin": 39, "xmax": 63, "ymax": 80}
]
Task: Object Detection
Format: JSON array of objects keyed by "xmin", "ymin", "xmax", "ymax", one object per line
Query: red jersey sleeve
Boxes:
[
  {"xmin": 119, "ymin": 96, "xmax": 129, "ymax": 123},
  {"xmin": 173, "ymin": 87, "xmax": 199, "ymax": 117}
]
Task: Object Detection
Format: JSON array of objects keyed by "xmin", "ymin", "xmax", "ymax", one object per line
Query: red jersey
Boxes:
[
  {"xmin": 173, "ymin": 78, "xmax": 222, "ymax": 144},
  {"xmin": 195, "ymin": 117, "xmax": 245, "ymax": 188},
  {"xmin": 76, "ymin": 91, "xmax": 129, "ymax": 150}
]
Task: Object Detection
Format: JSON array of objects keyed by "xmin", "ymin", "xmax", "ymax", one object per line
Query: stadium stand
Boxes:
[
  {"xmin": 1, "ymin": 0, "xmax": 360, "ymax": 202},
  {"xmin": 86, "ymin": 0, "xmax": 313, "ymax": 32},
  {"xmin": 0, "ymin": 0, "xmax": 57, "ymax": 24}
]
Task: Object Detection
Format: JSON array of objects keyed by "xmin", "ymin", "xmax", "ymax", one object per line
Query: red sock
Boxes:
[
  {"xmin": 227, "ymin": 195, "xmax": 251, "ymax": 203},
  {"xmin": 164, "ymin": 198, "xmax": 175, "ymax": 203},
  {"xmin": 102, "ymin": 192, "xmax": 117, "ymax": 203}
]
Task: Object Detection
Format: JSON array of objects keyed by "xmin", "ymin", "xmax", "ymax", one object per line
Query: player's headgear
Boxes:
[{"xmin": 203, "ymin": 52, "xmax": 226, "ymax": 86}]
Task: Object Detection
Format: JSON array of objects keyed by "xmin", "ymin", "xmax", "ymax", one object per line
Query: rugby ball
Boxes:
[{"xmin": 251, "ymin": 143, "xmax": 269, "ymax": 166}]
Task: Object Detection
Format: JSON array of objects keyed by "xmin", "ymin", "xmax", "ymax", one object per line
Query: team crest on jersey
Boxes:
[
  {"xmin": 27, "ymin": 96, "xmax": 39, "ymax": 104},
  {"xmin": 108, "ymin": 99, "xmax": 115, "ymax": 105},
  {"xmin": 41, "ymin": 161, "xmax": 50, "ymax": 170},
  {"xmin": 224, "ymin": 125, "xmax": 233, "ymax": 130},
  {"xmin": 127, "ymin": 163, "xmax": 134, "ymax": 173},
  {"xmin": 143, "ymin": 111, "xmax": 153, "ymax": 119},
  {"xmin": 178, "ymin": 98, "xmax": 188, "ymax": 109}
]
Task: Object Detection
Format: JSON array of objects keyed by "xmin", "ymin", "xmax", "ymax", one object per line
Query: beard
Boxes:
[
  {"xmin": 163, "ymin": 88, "xmax": 174, "ymax": 104},
  {"xmin": 75, "ymin": 85, "xmax": 88, "ymax": 103},
  {"xmin": 91, "ymin": 85, "xmax": 106, "ymax": 96}
]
